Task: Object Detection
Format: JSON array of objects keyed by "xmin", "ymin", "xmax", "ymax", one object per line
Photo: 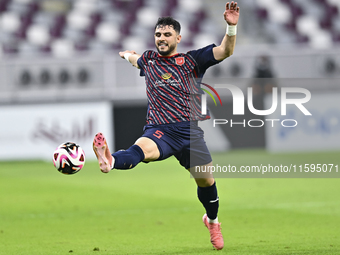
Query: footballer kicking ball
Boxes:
[{"xmin": 53, "ymin": 142, "xmax": 85, "ymax": 174}]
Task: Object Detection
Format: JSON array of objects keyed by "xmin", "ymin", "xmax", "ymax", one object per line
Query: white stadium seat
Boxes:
[
  {"xmin": 0, "ymin": 12, "xmax": 21, "ymax": 33},
  {"xmin": 96, "ymin": 22, "xmax": 120, "ymax": 44},
  {"xmin": 267, "ymin": 2, "xmax": 291, "ymax": 24},
  {"xmin": 51, "ymin": 39, "xmax": 75, "ymax": 58},
  {"xmin": 74, "ymin": 0, "xmax": 98, "ymax": 14},
  {"xmin": 121, "ymin": 35, "xmax": 147, "ymax": 53},
  {"xmin": 26, "ymin": 24, "xmax": 50, "ymax": 46},
  {"xmin": 309, "ymin": 30, "xmax": 333, "ymax": 49},
  {"xmin": 296, "ymin": 15, "xmax": 320, "ymax": 36},
  {"xmin": 136, "ymin": 7, "xmax": 161, "ymax": 27},
  {"xmin": 67, "ymin": 10, "xmax": 91, "ymax": 30},
  {"xmin": 178, "ymin": 0, "xmax": 203, "ymax": 13}
]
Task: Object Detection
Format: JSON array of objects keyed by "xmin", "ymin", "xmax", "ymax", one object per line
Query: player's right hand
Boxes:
[{"xmin": 119, "ymin": 50, "xmax": 137, "ymax": 59}]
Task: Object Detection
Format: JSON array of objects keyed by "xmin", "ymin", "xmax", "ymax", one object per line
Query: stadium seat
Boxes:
[
  {"xmin": 96, "ymin": 22, "xmax": 120, "ymax": 44},
  {"xmin": 84, "ymin": 12, "xmax": 102, "ymax": 37},
  {"xmin": 267, "ymin": 2, "xmax": 291, "ymax": 24},
  {"xmin": 136, "ymin": 7, "xmax": 161, "ymax": 27},
  {"xmin": 193, "ymin": 33, "xmax": 217, "ymax": 49},
  {"xmin": 296, "ymin": 15, "xmax": 319, "ymax": 36},
  {"xmin": 67, "ymin": 10, "xmax": 90, "ymax": 30},
  {"xmin": 26, "ymin": 24, "xmax": 50, "ymax": 46},
  {"xmin": 328, "ymin": 0, "xmax": 340, "ymax": 10},
  {"xmin": 164, "ymin": 0, "xmax": 177, "ymax": 13},
  {"xmin": 320, "ymin": 16, "xmax": 333, "ymax": 30},
  {"xmin": 73, "ymin": 0, "xmax": 98, "ymax": 15},
  {"xmin": 51, "ymin": 38, "xmax": 74, "ymax": 57},
  {"xmin": 50, "ymin": 15, "xmax": 66, "ymax": 38},
  {"xmin": 309, "ymin": 29, "xmax": 333, "ymax": 48},
  {"xmin": 256, "ymin": 8, "xmax": 268, "ymax": 20},
  {"xmin": 178, "ymin": 0, "xmax": 203, "ymax": 13},
  {"xmin": 0, "ymin": 0, "xmax": 10, "ymax": 13},
  {"xmin": 121, "ymin": 35, "xmax": 147, "ymax": 53},
  {"xmin": 0, "ymin": 12, "xmax": 21, "ymax": 33}
]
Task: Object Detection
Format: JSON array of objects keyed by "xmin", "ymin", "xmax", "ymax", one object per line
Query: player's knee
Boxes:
[
  {"xmin": 195, "ymin": 177, "xmax": 215, "ymax": 187},
  {"xmin": 135, "ymin": 137, "xmax": 160, "ymax": 161}
]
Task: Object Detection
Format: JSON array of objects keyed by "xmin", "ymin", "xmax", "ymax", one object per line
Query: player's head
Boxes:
[
  {"xmin": 154, "ymin": 17, "xmax": 182, "ymax": 56},
  {"xmin": 155, "ymin": 17, "xmax": 181, "ymax": 34}
]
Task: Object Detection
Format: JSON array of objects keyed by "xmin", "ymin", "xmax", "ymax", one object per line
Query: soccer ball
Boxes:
[{"xmin": 53, "ymin": 142, "xmax": 85, "ymax": 174}]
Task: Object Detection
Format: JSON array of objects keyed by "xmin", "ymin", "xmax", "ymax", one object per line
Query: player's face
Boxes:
[{"xmin": 154, "ymin": 25, "xmax": 181, "ymax": 56}]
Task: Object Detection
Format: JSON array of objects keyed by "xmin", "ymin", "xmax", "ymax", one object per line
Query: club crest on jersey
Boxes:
[
  {"xmin": 175, "ymin": 57, "xmax": 185, "ymax": 65},
  {"xmin": 161, "ymin": 72, "xmax": 172, "ymax": 80}
]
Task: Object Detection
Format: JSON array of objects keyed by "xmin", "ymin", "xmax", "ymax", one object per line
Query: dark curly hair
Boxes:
[{"xmin": 154, "ymin": 17, "xmax": 181, "ymax": 34}]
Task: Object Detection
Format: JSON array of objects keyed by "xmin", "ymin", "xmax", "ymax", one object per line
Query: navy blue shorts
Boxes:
[{"xmin": 142, "ymin": 121, "xmax": 212, "ymax": 169}]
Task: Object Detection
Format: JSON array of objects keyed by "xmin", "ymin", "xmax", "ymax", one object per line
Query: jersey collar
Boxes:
[{"xmin": 157, "ymin": 53, "xmax": 180, "ymax": 58}]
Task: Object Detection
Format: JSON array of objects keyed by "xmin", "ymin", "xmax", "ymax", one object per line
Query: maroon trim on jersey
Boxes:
[{"xmin": 157, "ymin": 53, "xmax": 180, "ymax": 58}]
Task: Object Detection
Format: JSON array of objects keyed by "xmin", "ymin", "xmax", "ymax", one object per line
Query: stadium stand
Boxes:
[
  {"xmin": 0, "ymin": 0, "xmax": 201, "ymax": 56},
  {"xmin": 0, "ymin": 0, "xmax": 339, "ymax": 56},
  {"xmin": 255, "ymin": 0, "xmax": 339, "ymax": 48}
]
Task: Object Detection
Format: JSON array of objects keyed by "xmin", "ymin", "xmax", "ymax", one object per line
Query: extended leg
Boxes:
[
  {"xmin": 112, "ymin": 136, "xmax": 160, "ymax": 169},
  {"xmin": 93, "ymin": 133, "xmax": 160, "ymax": 173}
]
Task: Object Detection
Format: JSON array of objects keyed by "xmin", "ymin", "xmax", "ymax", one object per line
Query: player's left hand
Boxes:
[{"xmin": 224, "ymin": 1, "xmax": 240, "ymax": 26}]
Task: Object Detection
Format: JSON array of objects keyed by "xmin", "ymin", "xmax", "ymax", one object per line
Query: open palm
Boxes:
[{"xmin": 224, "ymin": 1, "xmax": 240, "ymax": 26}]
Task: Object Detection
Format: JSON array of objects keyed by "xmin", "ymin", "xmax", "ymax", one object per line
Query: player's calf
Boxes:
[{"xmin": 112, "ymin": 145, "xmax": 145, "ymax": 169}]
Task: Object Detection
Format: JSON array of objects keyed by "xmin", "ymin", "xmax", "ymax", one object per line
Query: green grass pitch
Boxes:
[{"xmin": 0, "ymin": 150, "xmax": 339, "ymax": 255}]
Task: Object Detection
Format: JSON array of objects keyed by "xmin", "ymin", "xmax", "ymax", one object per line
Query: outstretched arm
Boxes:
[
  {"xmin": 213, "ymin": 1, "xmax": 240, "ymax": 61},
  {"xmin": 119, "ymin": 50, "xmax": 141, "ymax": 69}
]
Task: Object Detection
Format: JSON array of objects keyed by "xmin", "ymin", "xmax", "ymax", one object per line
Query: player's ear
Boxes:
[{"xmin": 176, "ymin": 34, "xmax": 182, "ymax": 43}]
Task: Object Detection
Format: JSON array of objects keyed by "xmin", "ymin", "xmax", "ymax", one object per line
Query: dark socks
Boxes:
[
  {"xmin": 197, "ymin": 182, "xmax": 219, "ymax": 220},
  {"xmin": 112, "ymin": 144, "xmax": 145, "ymax": 169}
]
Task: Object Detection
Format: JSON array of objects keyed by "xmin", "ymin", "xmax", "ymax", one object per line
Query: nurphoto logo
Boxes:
[{"xmin": 200, "ymin": 84, "xmax": 312, "ymax": 128}]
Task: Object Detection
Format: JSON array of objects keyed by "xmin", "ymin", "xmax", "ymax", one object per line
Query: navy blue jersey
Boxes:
[{"xmin": 137, "ymin": 44, "xmax": 220, "ymax": 125}]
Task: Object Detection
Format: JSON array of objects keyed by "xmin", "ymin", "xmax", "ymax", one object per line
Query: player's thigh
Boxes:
[
  {"xmin": 189, "ymin": 161, "xmax": 215, "ymax": 187},
  {"xmin": 135, "ymin": 137, "xmax": 160, "ymax": 161}
]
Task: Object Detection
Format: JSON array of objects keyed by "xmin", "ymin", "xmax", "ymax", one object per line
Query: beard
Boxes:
[{"xmin": 156, "ymin": 43, "xmax": 176, "ymax": 56}]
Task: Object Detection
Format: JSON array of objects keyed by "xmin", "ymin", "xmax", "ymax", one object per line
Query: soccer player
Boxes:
[{"xmin": 93, "ymin": 2, "xmax": 240, "ymax": 250}]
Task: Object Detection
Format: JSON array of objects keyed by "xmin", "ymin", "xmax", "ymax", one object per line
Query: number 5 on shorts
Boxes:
[{"xmin": 153, "ymin": 130, "xmax": 164, "ymax": 139}]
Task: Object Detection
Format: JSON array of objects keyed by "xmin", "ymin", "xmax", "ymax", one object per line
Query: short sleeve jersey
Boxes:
[{"xmin": 137, "ymin": 44, "xmax": 220, "ymax": 125}]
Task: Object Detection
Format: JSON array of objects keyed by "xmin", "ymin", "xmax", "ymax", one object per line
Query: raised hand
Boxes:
[{"xmin": 224, "ymin": 1, "xmax": 240, "ymax": 26}]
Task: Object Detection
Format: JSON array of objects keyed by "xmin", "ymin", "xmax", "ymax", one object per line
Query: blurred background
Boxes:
[{"xmin": 0, "ymin": 0, "xmax": 340, "ymax": 160}]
